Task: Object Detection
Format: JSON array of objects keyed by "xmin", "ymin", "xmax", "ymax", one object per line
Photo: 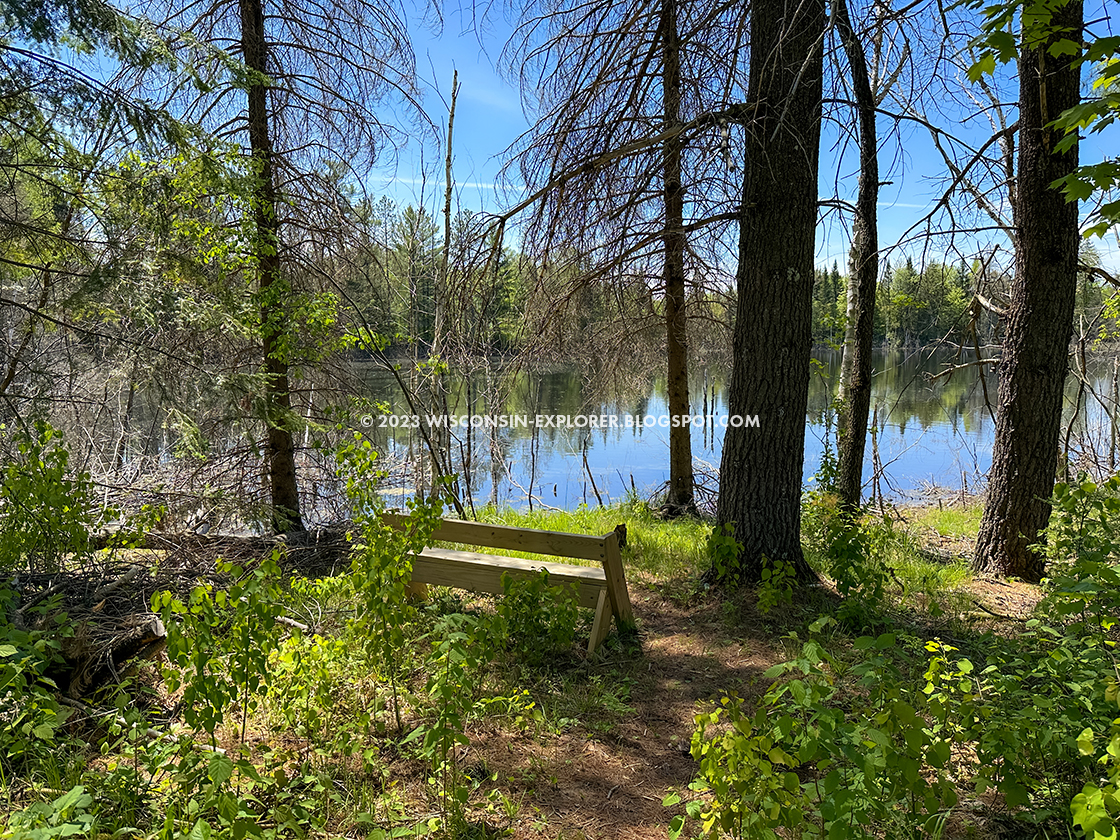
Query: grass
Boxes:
[
  {"xmin": 906, "ymin": 499, "xmax": 984, "ymax": 539},
  {"xmin": 476, "ymin": 499, "xmax": 711, "ymax": 584}
]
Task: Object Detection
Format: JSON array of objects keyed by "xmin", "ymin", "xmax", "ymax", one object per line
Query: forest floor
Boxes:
[
  {"xmin": 6, "ymin": 498, "xmax": 1054, "ymax": 840},
  {"xmin": 369, "ymin": 506, "xmax": 1042, "ymax": 840},
  {"xmin": 387, "ymin": 584, "xmax": 793, "ymax": 840}
]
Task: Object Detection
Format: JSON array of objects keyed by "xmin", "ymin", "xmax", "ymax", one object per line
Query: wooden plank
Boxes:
[
  {"xmin": 587, "ymin": 589, "xmax": 612, "ymax": 654},
  {"xmin": 409, "ymin": 548, "xmax": 605, "ymax": 610},
  {"xmin": 381, "ymin": 512, "xmax": 607, "ymax": 561},
  {"xmin": 601, "ymin": 528, "xmax": 635, "ymax": 630}
]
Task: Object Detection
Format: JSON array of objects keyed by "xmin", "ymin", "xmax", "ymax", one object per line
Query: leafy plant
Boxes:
[
  {"xmin": 706, "ymin": 523, "xmax": 743, "ymax": 586},
  {"xmin": 154, "ymin": 552, "xmax": 285, "ymax": 746},
  {"xmin": 2, "ymin": 785, "xmax": 95, "ymax": 840},
  {"xmin": 495, "ymin": 569, "xmax": 580, "ymax": 668},
  {"xmin": 755, "ymin": 556, "xmax": 795, "ymax": 614},
  {"xmin": 0, "ymin": 421, "xmax": 106, "ymax": 573},
  {"xmin": 691, "ymin": 616, "xmax": 957, "ymax": 839},
  {"xmin": 828, "ymin": 518, "xmax": 893, "ymax": 624},
  {"xmin": 335, "ymin": 432, "xmax": 444, "ymax": 733},
  {"xmin": 1039, "ymin": 475, "xmax": 1120, "ymax": 632},
  {"xmin": 0, "ymin": 608, "xmax": 71, "ymax": 778},
  {"xmin": 407, "ymin": 611, "xmax": 501, "ymax": 834},
  {"xmin": 1071, "ymin": 681, "xmax": 1120, "ymax": 840}
]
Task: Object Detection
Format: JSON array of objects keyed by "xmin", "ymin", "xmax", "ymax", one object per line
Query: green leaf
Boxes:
[
  {"xmin": 52, "ymin": 786, "xmax": 92, "ymax": 812},
  {"xmin": 927, "ymin": 739, "xmax": 951, "ymax": 769},
  {"xmin": 969, "ymin": 53, "xmax": 997, "ymax": 82},
  {"xmin": 1078, "ymin": 727, "xmax": 1096, "ymax": 757},
  {"xmin": 208, "ymin": 753, "xmax": 235, "ymax": 785},
  {"xmin": 1000, "ymin": 777, "xmax": 1031, "ymax": 807},
  {"xmin": 875, "ymin": 633, "xmax": 896, "ymax": 649},
  {"xmin": 989, "ymin": 29, "xmax": 1018, "ymax": 62},
  {"xmin": 1049, "ymin": 38, "xmax": 1081, "ymax": 57}
]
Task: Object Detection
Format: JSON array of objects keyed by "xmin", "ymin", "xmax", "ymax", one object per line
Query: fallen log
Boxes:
[{"xmin": 62, "ymin": 612, "xmax": 167, "ymax": 698}]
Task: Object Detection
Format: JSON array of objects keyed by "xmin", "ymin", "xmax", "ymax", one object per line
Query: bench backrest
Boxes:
[{"xmin": 381, "ymin": 512, "xmax": 620, "ymax": 560}]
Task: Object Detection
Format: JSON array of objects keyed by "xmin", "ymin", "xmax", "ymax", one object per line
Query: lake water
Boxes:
[{"xmin": 359, "ymin": 347, "xmax": 1120, "ymax": 510}]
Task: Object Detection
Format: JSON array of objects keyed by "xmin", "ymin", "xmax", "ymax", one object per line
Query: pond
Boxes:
[{"xmin": 357, "ymin": 347, "xmax": 1120, "ymax": 510}]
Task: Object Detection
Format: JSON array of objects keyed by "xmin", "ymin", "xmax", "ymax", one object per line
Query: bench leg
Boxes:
[{"xmin": 587, "ymin": 589, "xmax": 612, "ymax": 654}]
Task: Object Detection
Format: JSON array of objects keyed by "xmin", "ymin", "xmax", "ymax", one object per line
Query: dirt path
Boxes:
[
  {"xmin": 448, "ymin": 586, "xmax": 806, "ymax": 839},
  {"xmin": 421, "ymin": 569, "xmax": 1042, "ymax": 840}
]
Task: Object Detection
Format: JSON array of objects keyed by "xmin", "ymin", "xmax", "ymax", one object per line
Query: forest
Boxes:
[{"xmin": 4, "ymin": 0, "xmax": 1120, "ymax": 837}]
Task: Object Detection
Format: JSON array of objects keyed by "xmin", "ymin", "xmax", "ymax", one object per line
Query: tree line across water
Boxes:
[{"xmin": 812, "ymin": 248, "xmax": 1120, "ymax": 349}]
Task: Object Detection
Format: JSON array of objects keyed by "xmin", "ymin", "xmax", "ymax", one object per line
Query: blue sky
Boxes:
[
  {"xmin": 369, "ymin": 6, "xmax": 527, "ymax": 215},
  {"xmin": 374, "ymin": 1, "xmax": 1120, "ymax": 274}
]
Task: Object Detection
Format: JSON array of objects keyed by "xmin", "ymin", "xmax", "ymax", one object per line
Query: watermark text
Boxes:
[{"xmin": 357, "ymin": 413, "xmax": 760, "ymax": 429}]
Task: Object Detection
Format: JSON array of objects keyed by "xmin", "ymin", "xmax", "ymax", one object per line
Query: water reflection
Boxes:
[{"xmin": 358, "ymin": 347, "xmax": 1119, "ymax": 509}]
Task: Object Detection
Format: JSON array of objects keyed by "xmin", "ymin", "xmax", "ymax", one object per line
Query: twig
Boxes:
[
  {"xmin": 16, "ymin": 580, "xmax": 67, "ymax": 617},
  {"xmin": 56, "ymin": 696, "xmax": 226, "ymax": 752},
  {"xmin": 88, "ymin": 565, "xmax": 143, "ymax": 604},
  {"xmin": 927, "ymin": 358, "xmax": 999, "ymax": 381},
  {"xmin": 582, "ymin": 436, "xmax": 604, "ymax": 507},
  {"xmin": 275, "ymin": 615, "xmax": 311, "ymax": 633},
  {"xmin": 504, "ymin": 464, "xmax": 563, "ymax": 512},
  {"xmin": 970, "ymin": 598, "xmax": 1029, "ymax": 623}
]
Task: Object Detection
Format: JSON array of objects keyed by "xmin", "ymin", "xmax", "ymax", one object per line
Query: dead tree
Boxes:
[{"xmin": 500, "ymin": 0, "xmax": 749, "ymax": 517}]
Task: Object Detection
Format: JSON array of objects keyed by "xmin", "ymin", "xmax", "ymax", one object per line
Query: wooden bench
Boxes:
[{"xmin": 381, "ymin": 514, "xmax": 634, "ymax": 653}]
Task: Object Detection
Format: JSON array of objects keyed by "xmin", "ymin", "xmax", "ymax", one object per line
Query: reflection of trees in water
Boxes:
[
  {"xmin": 805, "ymin": 348, "xmax": 1001, "ymax": 436},
  {"xmin": 362, "ymin": 347, "xmax": 1120, "ymax": 506}
]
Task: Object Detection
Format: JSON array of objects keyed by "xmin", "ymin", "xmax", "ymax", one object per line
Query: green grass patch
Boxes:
[
  {"xmin": 474, "ymin": 500, "xmax": 710, "ymax": 583},
  {"xmin": 907, "ymin": 501, "xmax": 983, "ymax": 538}
]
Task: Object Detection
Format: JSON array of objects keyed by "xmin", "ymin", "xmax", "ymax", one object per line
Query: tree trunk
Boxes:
[
  {"xmin": 239, "ymin": 0, "xmax": 304, "ymax": 532},
  {"xmin": 973, "ymin": 1, "xmax": 1082, "ymax": 581},
  {"xmin": 436, "ymin": 70, "xmax": 458, "ymax": 357},
  {"xmin": 662, "ymin": 0, "xmax": 696, "ymax": 515},
  {"xmin": 834, "ymin": 0, "xmax": 879, "ymax": 513},
  {"xmin": 715, "ymin": 0, "xmax": 825, "ymax": 585}
]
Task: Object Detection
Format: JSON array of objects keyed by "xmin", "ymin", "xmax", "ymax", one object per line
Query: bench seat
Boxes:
[{"xmin": 411, "ymin": 547, "xmax": 607, "ymax": 609}]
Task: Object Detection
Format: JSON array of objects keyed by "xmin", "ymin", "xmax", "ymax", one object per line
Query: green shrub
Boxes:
[
  {"xmin": 0, "ymin": 421, "xmax": 100, "ymax": 573},
  {"xmin": 496, "ymin": 569, "xmax": 580, "ymax": 668},
  {"xmin": 154, "ymin": 553, "xmax": 285, "ymax": 746},
  {"xmin": 691, "ymin": 616, "xmax": 957, "ymax": 839},
  {"xmin": 0, "ymin": 600, "xmax": 71, "ymax": 778},
  {"xmin": 2, "ymin": 785, "xmax": 95, "ymax": 840},
  {"xmin": 706, "ymin": 522, "xmax": 743, "ymax": 586},
  {"xmin": 691, "ymin": 478, "xmax": 1120, "ymax": 837}
]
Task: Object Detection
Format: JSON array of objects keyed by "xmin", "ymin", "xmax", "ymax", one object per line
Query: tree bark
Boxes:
[
  {"xmin": 973, "ymin": 1, "xmax": 1082, "ymax": 581},
  {"xmin": 834, "ymin": 0, "xmax": 879, "ymax": 513},
  {"xmin": 662, "ymin": 0, "xmax": 697, "ymax": 515},
  {"xmin": 716, "ymin": 0, "xmax": 825, "ymax": 584},
  {"xmin": 239, "ymin": 0, "xmax": 304, "ymax": 532}
]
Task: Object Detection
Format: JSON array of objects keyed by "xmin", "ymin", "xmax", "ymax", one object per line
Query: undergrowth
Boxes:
[
  {"xmin": 688, "ymin": 476, "xmax": 1120, "ymax": 839},
  {"xmin": 6, "ymin": 423, "xmax": 1119, "ymax": 840}
]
